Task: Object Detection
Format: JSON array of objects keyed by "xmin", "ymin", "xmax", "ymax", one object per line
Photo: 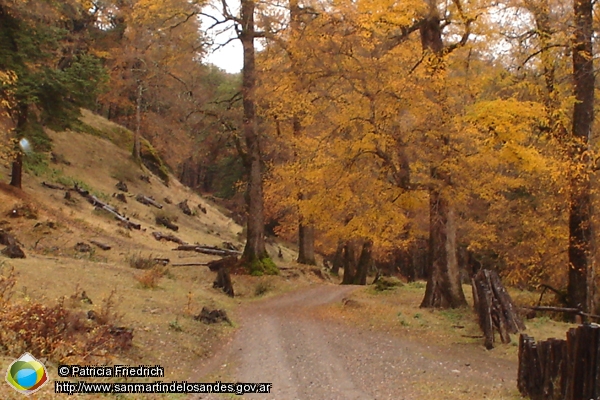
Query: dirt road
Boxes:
[{"xmin": 190, "ymin": 285, "xmax": 517, "ymax": 399}]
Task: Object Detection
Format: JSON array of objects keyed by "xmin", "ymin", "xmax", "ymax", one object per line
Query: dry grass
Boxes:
[
  {"xmin": 0, "ymin": 112, "xmax": 264, "ymax": 399},
  {"xmin": 128, "ymin": 252, "xmax": 157, "ymax": 270},
  {"xmin": 313, "ymin": 281, "xmax": 579, "ymax": 363},
  {"xmin": 134, "ymin": 266, "xmax": 165, "ymax": 288}
]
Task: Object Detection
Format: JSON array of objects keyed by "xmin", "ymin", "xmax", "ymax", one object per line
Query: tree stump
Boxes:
[
  {"xmin": 2, "ymin": 244, "xmax": 25, "ymax": 258},
  {"xmin": 115, "ymin": 193, "xmax": 127, "ymax": 203},
  {"xmin": 213, "ymin": 268, "xmax": 234, "ymax": 297},
  {"xmin": 194, "ymin": 307, "xmax": 231, "ymax": 324},
  {"xmin": 74, "ymin": 242, "xmax": 92, "ymax": 252},
  {"xmin": 116, "ymin": 181, "xmax": 128, "ymax": 192},
  {"xmin": 156, "ymin": 216, "xmax": 178, "ymax": 231},
  {"xmin": 0, "ymin": 231, "xmax": 17, "ymax": 247},
  {"xmin": 207, "ymin": 256, "xmax": 239, "ymax": 272},
  {"xmin": 178, "ymin": 200, "xmax": 192, "ymax": 216}
]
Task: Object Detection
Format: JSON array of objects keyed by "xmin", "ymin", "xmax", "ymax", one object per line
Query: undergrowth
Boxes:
[
  {"xmin": 135, "ymin": 267, "xmax": 166, "ymax": 289},
  {"xmin": 0, "ymin": 265, "xmax": 133, "ymax": 365}
]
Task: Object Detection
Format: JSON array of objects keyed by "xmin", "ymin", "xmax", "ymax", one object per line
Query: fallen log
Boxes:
[
  {"xmin": 136, "ymin": 194, "xmax": 163, "ymax": 209},
  {"xmin": 207, "ymin": 256, "xmax": 238, "ymax": 272},
  {"xmin": 524, "ymin": 306, "xmax": 600, "ymax": 321},
  {"xmin": 74, "ymin": 184, "xmax": 141, "ymax": 230},
  {"xmin": 173, "ymin": 245, "xmax": 241, "ymax": 257},
  {"xmin": 42, "ymin": 181, "xmax": 68, "ymax": 190},
  {"xmin": 152, "ymin": 231, "xmax": 185, "ymax": 245},
  {"xmin": 172, "ymin": 262, "xmax": 209, "ymax": 267},
  {"xmin": 90, "ymin": 240, "xmax": 111, "ymax": 250},
  {"xmin": 156, "ymin": 216, "xmax": 178, "ymax": 231}
]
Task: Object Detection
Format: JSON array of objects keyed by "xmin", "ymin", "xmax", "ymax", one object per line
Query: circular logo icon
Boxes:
[{"xmin": 5, "ymin": 353, "xmax": 48, "ymax": 395}]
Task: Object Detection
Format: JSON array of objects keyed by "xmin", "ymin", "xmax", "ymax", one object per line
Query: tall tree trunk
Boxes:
[
  {"xmin": 289, "ymin": 3, "xmax": 317, "ymax": 265},
  {"xmin": 132, "ymin": 82, "xmax": 142, "ymax": 163},
  {"xmin": 341, "ymin": 241, "xmax": 357, "ymax": 284},
  {"xmin": 421, "ymin": 186, "xmax": 467, "ymax": 307},
  {"xmin": 297, "ymin": 190, "xmax": 315, "ymax": 265},
  {"xmin": 298, "ymin": 222, "xmax": 316, "ymax": 265},
  {"xmin": 354, "ymin": 239, "xmax": 373, "ymax": 285},
  {"xmin": 240, "ymin": 0, "xmax": 269, "ymax": 265},
  {"xmin": 10, "ymin": 152, "xmax": 22, "ymax": 189},
  {"xmin": 10, "ymin": 104, "xmax": 28, "ymax": 189},
  {"xmin": 419, "ymin": 4, "xmax": 467, "ymax": 308},
  {"xmin": 331, "ymin": 241, "xmax": 344, "ymax": 275},
  {"xmin": 568, "ymin": 0, "xmax": 594, "ymax": 313}
]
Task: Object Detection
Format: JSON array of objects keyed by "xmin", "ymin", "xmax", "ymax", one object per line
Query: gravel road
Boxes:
[{"xmin": 190, "ymin": 284, "xmax": 517, "ymax": 399}]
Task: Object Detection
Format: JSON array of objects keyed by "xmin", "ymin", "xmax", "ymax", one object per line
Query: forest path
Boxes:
[{"xmin": 190, "ymin": 284, "xmax": 517, "ymax": 399}]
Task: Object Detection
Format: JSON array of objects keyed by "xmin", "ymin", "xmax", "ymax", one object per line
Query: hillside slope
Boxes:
[{"xmin": 0, "ymin": 110, "xmax": 318, "ymax": 399}]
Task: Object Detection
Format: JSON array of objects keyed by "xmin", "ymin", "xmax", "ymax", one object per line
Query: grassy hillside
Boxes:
[{"xmin": 0, "ymin": 110, "xmax": 322, "ymax": 399}]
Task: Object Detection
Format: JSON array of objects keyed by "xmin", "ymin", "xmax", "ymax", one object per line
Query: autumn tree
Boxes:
[
  {"xmin": 568, "ymin": 0, "xmax": 594, "ymax": 312},
  {"xmin": 203, "ymin": 0, "xmax": 277, "ymax": 274}
]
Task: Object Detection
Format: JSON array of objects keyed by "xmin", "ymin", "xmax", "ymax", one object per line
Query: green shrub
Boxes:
[
  {"xmin": 248, "ymin": 256, "xmax": 279, "ymax": 276},
  {"xmin": 373, "ymin": 276, "xmax": 404, "ymax": 291},
  {"xmin": 128, "ymin": 252, "xmax": 157, "ymax": 270}
]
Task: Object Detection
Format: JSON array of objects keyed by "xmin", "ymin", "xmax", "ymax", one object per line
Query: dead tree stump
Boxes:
[
  {"xmin": 207, "ymin": 256, "xmax": 239, "ymax": 272},
  {"xmin": 156, "ymin": 216, "xmax": 178, "ymax": 231},
  {"xmin": 213, "ymin": 268, "xmax": 234, "ymax": 297},
  {"xmin": 194, "ymin": 307, "xmax": 231, "ymax": 324},
  {"xmin": 1, "ymin": 244, "xmax": 25, "ymax": 258},
  {"xmin": 178, "ymin": 200, "xmax": 192, "ymax": 216},
  {"xmin": 116, "ymin": 181, "xmax": 128, "ymax": 192}
]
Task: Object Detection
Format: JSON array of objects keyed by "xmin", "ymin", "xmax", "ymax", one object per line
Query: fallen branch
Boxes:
[
  {"xmin": 537, "ymin": 284, "xmax": 569, "ymax": 307},
  {"xmin": 156, "ymin": 216, "xmax": 178, "ymax": 231},
  {"xmin": 524, "ymin": 306, "xmax": 600, "ymax": 320},
  {"xmin": 74, "ymin": 184, "xmax": 141, "ymax": 230},
  {"xmin": 152, "ymin": 231, "xmax": 185, "ymax": 245},
  {"xmin": 90, "ymin": 240, "xmax": 111, "ymax": 250},
  {"xmin": 136, "ymin": 194, "xmax": 163, "ymax": 209},
  {"xmin": 173, "ymin": 244, "xmax": 241, "ymax": 257},
  {"xmin": 42, "ymin": 181, "xmax": 68, "ymax": 190},
  {"xmin": 172, "ymin": 262, "xmax": 209, "ymax": 267}
]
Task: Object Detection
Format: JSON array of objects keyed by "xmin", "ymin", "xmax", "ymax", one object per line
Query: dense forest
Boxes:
[{"xmin": 0, "ymin": 0, "xmax": 598, "ymax": 312}]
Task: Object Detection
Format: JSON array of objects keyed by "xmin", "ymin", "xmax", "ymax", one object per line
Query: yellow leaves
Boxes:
[
  {"xmin": 465, "ymin": 98, "xmax": 545, "ymax": 144},
  {"xmin": 354, "ymin": 0, "xmax": 425, "ymax": 33},
  {"xmin": 0, "ymin": 70, "xmax": 18, "ymax": 117}
]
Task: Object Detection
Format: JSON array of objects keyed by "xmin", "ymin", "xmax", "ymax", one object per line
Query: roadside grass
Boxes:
[{"xmin": 315, "ymin": 281, "xmax": 578, "ymax": 362}]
